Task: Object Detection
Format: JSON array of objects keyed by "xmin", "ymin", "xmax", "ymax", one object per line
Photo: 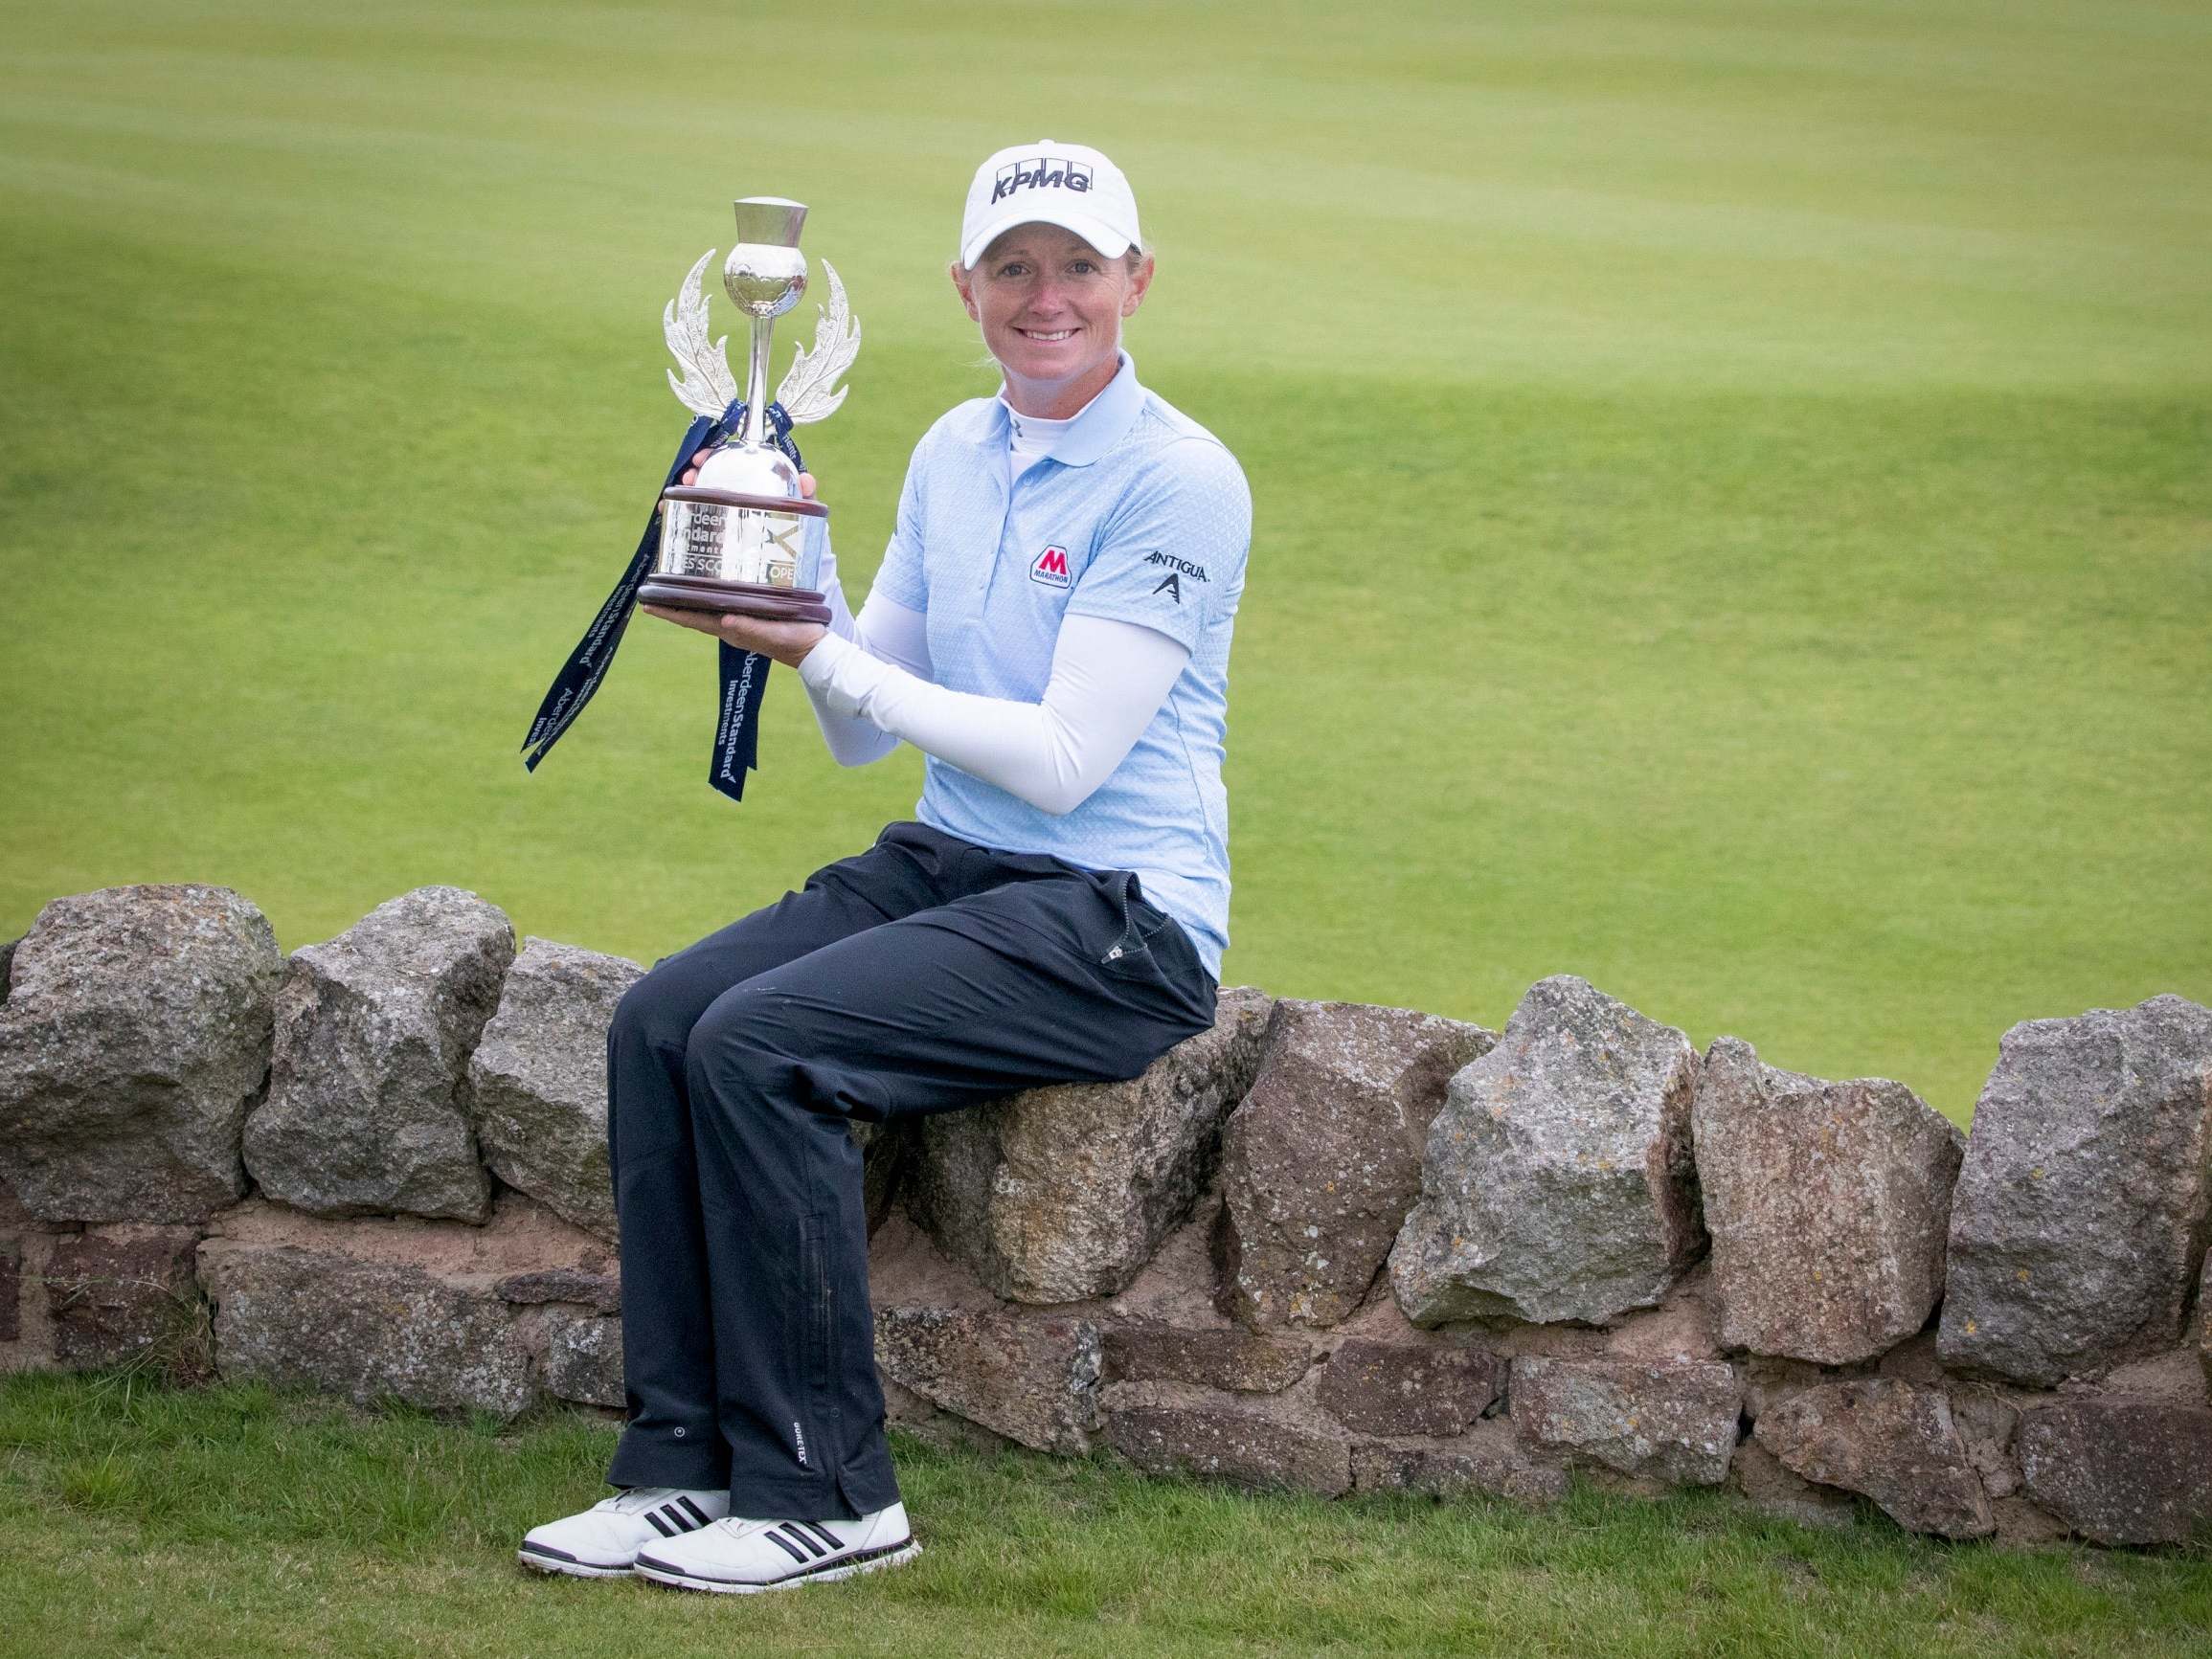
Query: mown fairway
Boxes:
[
  {"xmin": 3, "ymin": 0, "xmax": 2207, "ymax": 1118},
  {"xmin": 2, "ymin": 1373, "xmax": 2207, "ymax": 1659}
]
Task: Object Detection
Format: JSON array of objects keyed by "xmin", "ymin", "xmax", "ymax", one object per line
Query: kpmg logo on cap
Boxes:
[{"xmin": 993, "ymin": 157, "xmax": 1094, "ymax": 204}]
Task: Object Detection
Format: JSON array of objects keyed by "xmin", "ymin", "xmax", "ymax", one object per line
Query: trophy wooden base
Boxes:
[{"xmin": 636, "ymin": 575, "xmax": 831, "ymax": 626}]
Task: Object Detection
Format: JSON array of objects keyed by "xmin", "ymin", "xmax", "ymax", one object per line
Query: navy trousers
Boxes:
[{"xmin": 601, "ymin": 820, "xmax": 1219, "ymax": 1520}]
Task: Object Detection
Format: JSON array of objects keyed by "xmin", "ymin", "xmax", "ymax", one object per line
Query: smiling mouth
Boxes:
[{"xmin": 1016, "ymin": 327, "xmax": 1077, "ymax": 342}]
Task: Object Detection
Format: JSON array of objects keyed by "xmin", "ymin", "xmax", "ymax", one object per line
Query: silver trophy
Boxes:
[{"xmin": 638, "ymin": 196, "xmax": 860, "ymax": 621}]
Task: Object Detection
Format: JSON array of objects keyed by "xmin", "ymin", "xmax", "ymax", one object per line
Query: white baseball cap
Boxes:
[{"xmin": 959, "ymin": 139, "xmax": 1141, "ymax": 270}]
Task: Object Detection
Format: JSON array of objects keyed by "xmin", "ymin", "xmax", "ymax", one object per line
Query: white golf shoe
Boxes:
[
  {"xmin": 518, "ymin": 1486, "xmax": 729, "ymax": 1578},
  {"xmin": 632, "ymin": 1501, "xmax": 919, "ymax": 1593}
]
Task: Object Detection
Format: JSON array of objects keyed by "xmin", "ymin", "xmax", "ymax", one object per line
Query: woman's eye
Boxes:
[
  {"xmin": 997, "ymin": 262, "xmax": 1027, "ymax": 279},
  {"xmin": 1070, "ymin": 260, "xmax": 1098, "ymax": 275}
]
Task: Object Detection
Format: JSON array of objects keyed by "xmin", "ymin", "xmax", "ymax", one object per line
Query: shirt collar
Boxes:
[{"xmin": 985, "ymin": 351, "xmax": 1144, "ymax": 469}]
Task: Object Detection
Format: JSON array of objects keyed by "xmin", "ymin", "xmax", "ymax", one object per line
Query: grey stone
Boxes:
[
  {"xmin": 1992, "ymin": 1496, "xmax": 2076, "ymax": 1546},
  {"xmin": 1101, "ymin": 1320, "xmax": 1312, "ymax": 1394},
  {"xmin": 244, "ymin": 887, "xmax": 514, "ymax": 1223},
  {"xmin": 1695, "ymin": 1037, "xmax": 1963, "ymax": 1365},
  {"xmin": 1350, "ymin": 1431, "xmax": 1569, "ymax": 1503},
  {"xmin": 1753, "ymin": 1379, "xmax": 1994, "ymax": 1539},
  {"xmin": 1945, "ymin": 1386, "xmax": 2022, "ymax": 1500},
  {"xmin": 851, "ymin": 1119, "xmax": 908, "ymax": 1238},
  {"xmin": 0, "ymin": 1232, "xmax": 60, "ymax": 1371},
  {"xmin": 2017, "ymin": 1397, "xmax": 2212, "ymax": 1547},
  {"xmin": 198, "ymin": 1239, "xmax": 533, "ymax": 1417},
  {"xmin": 46, "ymin": 1225, "xmax": 205, "ymax": 1373},
  {"xmin": 496, "ymin": 1267, "xmax": 621, "ymax": 1313},
  {"xmin": 1727, "ymin": 1439, "xmax": 1859, "ymax": 1531},
  {"xmin": 1391, "ymin": 976, "xmax": 1705, "ymax": 1327},
  {"xmin": 1215, "ymin": 999, "xmax": 1494, "ymax": 1329},
  {"xmin": 1106, "ymin": 1402, "xmax": 1351, "ymax": 1494},
  {"xmin": 545, "ymin": 1314, "xmax": 624, "ymax": 1408},
  {"xmin": 881, "ymin": 1376, "xmax": 1022, "ymax": 1457},
  {"xmin": 873, "ymin": 1306, "xmax": 1100, "ymax": 1454},
  {"xmin": 2201, "ymin": 1253, "xmax": 2211, "ymax": 1398},
  {"xmin": 905, "ymin": 986, "xmax": 1273, "ymax": 1302},
  {"xmin": 0, "ymin": 933, "xmax": 18, "ymax": 998},
  {"xmin": 467, "ymin": 938, "xmax": 639, "ymax": 1243},
  {"xmin": 1510, "ymin": 1356, "xmax": 1740, "ymax": 1486},
  {"xmin": 0, "ymin": 886, "xmax": 281, "ymax": 1222},
  {"xmin": 1736, "ymin": 1356, "xmax": 1834, "ymax": 1425},
  {"xmin": 2096, "ymin": 1346, "xmax": 2207, "ymax": 1407},
  {"xmin": 1318, "ymin": 1337, "xmax": 1501, "ymax": 1437},
  {"xmin": 1938, "ymin": 995, "xmax": 2212, "ymax": 1386},
  {"xmin": 900, "ymin": 1110, "xmax": 999, "ymax": 1282},
  {"xmin": 0, "ymin": 1236, "xmax": 17, "ymax": 1343}
]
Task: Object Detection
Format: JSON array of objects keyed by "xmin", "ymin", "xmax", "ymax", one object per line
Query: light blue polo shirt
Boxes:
[{"xmin": 870, "ymin": 352, "xmax": 1251, "ymax": 976}]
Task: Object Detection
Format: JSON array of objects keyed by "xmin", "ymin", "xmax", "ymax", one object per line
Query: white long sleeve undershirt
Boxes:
[
  {"xmin": 796, "ymin": 545, "xmax": 1191, "ymax": 818},
  {"xmin": 797, "ymin": 547, "xmax": 933, "ymax": 769}
]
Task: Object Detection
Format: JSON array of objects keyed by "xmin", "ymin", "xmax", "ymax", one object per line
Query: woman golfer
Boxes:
[{"xmin": 520, "ymin": 140, "xmax": 1251, "ymax": 1594}]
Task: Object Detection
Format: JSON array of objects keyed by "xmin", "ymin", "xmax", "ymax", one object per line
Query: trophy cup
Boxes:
[
  {"xmin": 638, "ymin": 196, "xmax": 861, "ymax": 622},
  {"xmin": 518, "ymin": 196, "xmax": 858, "ymax": 802}
]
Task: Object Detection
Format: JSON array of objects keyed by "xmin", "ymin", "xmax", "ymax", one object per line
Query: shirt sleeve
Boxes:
[
  {"xmin": 869, "ymin": 437, "xmax": 930, "ymax": 612},
  {"xmin": 801, "ymin": 533, "xmax": 931, "ymax": 768},
  {"xmin": 1063, "ymin": 437, "xmax": 1252, "ymax": 653},
  {"xmin": 796, "ymin": 612, "xmax": 1190, "ymax": 816}
]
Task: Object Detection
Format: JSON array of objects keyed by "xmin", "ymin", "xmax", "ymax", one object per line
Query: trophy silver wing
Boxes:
[
  {"xmin": 663, "ymin": 250, "xmax": 739, "ymax": 418},
  {"xmin": 775, "ymin": 260, "xmax": 861, "ymax": 426},
  {"xmin": 664, "ymin": 250, "xmax": 860, "ymax": 426}
]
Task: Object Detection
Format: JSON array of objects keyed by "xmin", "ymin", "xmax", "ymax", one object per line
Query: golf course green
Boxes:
[{"xmin": 4, "ymin": 0, "xmax": 2206, "ymax": 1123}]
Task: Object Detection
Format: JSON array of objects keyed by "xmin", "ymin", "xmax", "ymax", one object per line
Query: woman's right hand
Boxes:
[{"xmin": 679, "ymin": 445, "xmax": 816, "ymax": 498}]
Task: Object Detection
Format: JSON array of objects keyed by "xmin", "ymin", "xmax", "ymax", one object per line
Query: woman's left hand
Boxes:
[{"xmin": 640, "ymin": 605, "xmax": 827, "ymax": 668}]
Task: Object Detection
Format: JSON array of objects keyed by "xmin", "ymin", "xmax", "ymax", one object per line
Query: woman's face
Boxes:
[{"xmin": 951, "ymin": 224, "xmax": 1154, "ymax": 408}]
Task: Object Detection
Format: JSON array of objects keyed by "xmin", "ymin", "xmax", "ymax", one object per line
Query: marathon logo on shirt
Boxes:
[
  {"xmin": 993, "ymin": 157, "xmax": 1095, "ymax": 204},
  {"xmin": 1029, "ymin": 545, "xmax": 1072, "ymax": 589}
]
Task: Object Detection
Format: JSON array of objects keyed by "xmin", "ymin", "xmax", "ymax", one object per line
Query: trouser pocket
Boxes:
[{"xmin": 1099, "ymin": 870, "xmax": 1178, "ymax": 976}]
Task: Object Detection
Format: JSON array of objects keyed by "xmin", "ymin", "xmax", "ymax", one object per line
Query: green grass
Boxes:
[
  {"xmin": 1, "ymin": 1371, "xmax": 2205, "ymax": 1658},
  {"xmin": 4, "ymin": 0, "xmax": 2209, "ymax": 1121}
]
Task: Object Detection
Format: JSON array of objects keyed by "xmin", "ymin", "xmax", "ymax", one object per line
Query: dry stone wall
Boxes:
[{"xmin": 3, "ymin": 884, "xmax": 2209, "ymax": 1551}]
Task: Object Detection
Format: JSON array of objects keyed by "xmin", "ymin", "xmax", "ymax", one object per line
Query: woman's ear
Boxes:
[
  {"xmin": 1121, "ymin": 254, "xmax": 1157, "ymax": 319},
  {"xmin": 948, "ymin": 258, "xmax": 979, "ymax": 321}
]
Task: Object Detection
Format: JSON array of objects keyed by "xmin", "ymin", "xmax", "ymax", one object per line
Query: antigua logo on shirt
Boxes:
[
  {"xmin": 1144, "ymin": 550, "xmax": 1207, "ymax": 604},
  {"xmin": 1142, "ymin": 551, "xmax": 1208, "ymax": 582},
  {"xmin": 1029, "ymin": 545, "xmax": 1072, "ymax": 589}
]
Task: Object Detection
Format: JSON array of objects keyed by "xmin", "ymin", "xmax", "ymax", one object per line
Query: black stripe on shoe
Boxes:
[
  {"xmin": 772, "ymin": 1536, "xmax": 914, "ymax": 1582},
  {"xmin": 794, "ymin": 1521, "xmax": 844, "ymax": 1553},
  {"xmin": 645, "ymin": 1510, "xmax": 678, "ymax": 1537},
  {"xmin": 676, "ymin": 1496, "xmax": 712, "ymax": 1528},
  {"xmin": 763, "ymin": 1529, "xmax": 811, "ymax": 1564},
  {"xmin": 779, "ymin": 1524, "xmax": 829, "ymax": 1558}
]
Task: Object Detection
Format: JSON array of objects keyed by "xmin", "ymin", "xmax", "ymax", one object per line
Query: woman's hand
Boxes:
[
  {"xmin": 640, "ymin": 605, "xmax": 827, "ymax": 668},
  {"xmin": 645, "ymin": 458, "xmax": 825, "ymax": 666},
  {"xmin": 678, "ymin": 451, "xmax": 819, "ymax": 495}
]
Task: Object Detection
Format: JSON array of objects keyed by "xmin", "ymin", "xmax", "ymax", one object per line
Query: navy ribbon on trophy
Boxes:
[{"xmin": 519, "ymin": 400, "xmax": 804, "ymax": 804}]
